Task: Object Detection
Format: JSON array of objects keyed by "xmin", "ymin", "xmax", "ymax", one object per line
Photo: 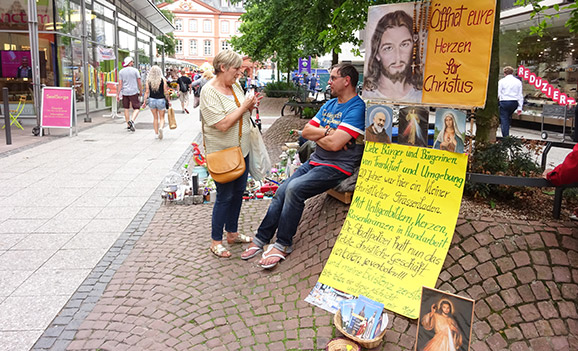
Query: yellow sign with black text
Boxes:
[{"xmin": 318, "ymin": 143, "xmax": 467, "ymax": 319}]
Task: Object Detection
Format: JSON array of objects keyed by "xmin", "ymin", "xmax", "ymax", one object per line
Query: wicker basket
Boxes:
[
  {"xmin": 326, "ymin": 337, "xmax": 360, "ymax": 351},
  {"xmin": 334, "ymin": 310, "xmax": 387, "ymax": 349}
]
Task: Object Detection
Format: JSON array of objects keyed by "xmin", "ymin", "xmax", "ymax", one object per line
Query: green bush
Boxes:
[
  {"xmin": 302, "ymin": 107, "xmax": 319, "ymax": 119},
  {"xmin": 466, "ymin": 136, "xmax": 543, "ymax": 198}
]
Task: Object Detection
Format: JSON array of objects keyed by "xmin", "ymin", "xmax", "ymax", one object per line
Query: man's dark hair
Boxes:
[
  {"xmin": 364, "ymin": 10, "xmax": 422, "ymax": 92},
  {"xmin": 331, "ymin": 63, "xmax": 359, "ymax": 87}
]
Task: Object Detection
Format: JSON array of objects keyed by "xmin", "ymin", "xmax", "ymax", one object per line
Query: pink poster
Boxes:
[
  {"xmin": 1, "ymin": 51, "xmax": 32, "ymax": 78},
  {"xmin": 41, "ymin": 87, "xmax": 73, "ymax": 128}
]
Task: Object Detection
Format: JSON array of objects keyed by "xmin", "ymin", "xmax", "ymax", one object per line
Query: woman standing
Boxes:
[
  {"xmin": 200, "ymin": 50, "xmax": 261, "ymax": 258},
  {"xmin": 142, "ymin": 65, "xmax": 170, "ymax": 139}
]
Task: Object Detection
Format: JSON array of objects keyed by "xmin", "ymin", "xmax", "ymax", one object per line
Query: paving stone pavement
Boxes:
[
  {"xmin": 29, "ymin": 106, "xmax": 578, "ymax": 350},
  {"xmin": 32, "ymin": 192, "xmax": 577, "ymax": 351}
]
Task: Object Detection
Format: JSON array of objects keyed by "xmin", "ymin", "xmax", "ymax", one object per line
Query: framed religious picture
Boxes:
[
  {"xmin": 398, "ymin": 106, "xmax": 428, "ymax": 147},
  {"xmin": 415, "ymin": 287, "xmax": 475, "ymax": 351},
  {"xmin": 366, "ymin": 104, "xmax": 393, "ymax": 143},
  {"xmin": 433, "ymin": 109, "xmax": 467, "ymax": 153}
]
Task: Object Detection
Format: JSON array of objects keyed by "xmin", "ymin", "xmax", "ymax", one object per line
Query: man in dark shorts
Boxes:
[{"xmin": 117, "ymin": 57, "xmax": 142, "ymax": 131}]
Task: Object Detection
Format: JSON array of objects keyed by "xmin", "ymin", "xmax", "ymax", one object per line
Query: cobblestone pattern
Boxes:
[
  {"xmin": 62, "ymin": 194, "xmax": 348, "ymax": 351},
  {"xmin": 61, "ymin": 197, "xmax": 577, "ymax": 351},
  {"xmin": 32, "ymin": 143, "xmax": 197, "ymax": 351}
]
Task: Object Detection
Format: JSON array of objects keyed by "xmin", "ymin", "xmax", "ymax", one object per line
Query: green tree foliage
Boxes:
[
  {"xmin": 514, "ymin": 0, "xmax": 578, "ymax": 36},
  {"xmin": 230, "ymin": 0, "xmax": 403, "ymax": 78},
  {"xmin": 156, "ymin": 9, "xmax": 176, "ymax": 56}
]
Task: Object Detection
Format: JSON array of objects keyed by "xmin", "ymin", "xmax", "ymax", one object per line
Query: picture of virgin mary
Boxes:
[{"xmin": 433, "ymin": 111, "xmax": 465, "ymax": 153}]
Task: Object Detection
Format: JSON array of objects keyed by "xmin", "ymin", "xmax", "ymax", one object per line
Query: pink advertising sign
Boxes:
[{"xmin": 41, "ymin": 87, "xmax": 74, "ymax": 128}]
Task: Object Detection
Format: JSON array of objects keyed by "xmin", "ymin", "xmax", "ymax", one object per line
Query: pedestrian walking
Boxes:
[
  {"xmin": 498, "ymin": 66, "xmax": 524, "ymax": 137},
  {"xmin": 117, "ymin": 57, "xmax": 142, "ymax": 131},
  {"xmin": 176, "ymin": 71, "xmax": 192, "ymax": 114},
  {"xmin": 200, "ymin": 50, "xmax": 261, "ymax": 258},
  {"xmin": 141, "ymin": 65, "xmax": 170, "ymax": 140},
  {"xmin": 191, "ymin": 69, "xmax": 214, "ymax": 108}
]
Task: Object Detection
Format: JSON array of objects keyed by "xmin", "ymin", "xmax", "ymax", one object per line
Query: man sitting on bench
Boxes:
[{"xmin": 241, "ymin": 63, "xmax": 365, "ymax": 268}]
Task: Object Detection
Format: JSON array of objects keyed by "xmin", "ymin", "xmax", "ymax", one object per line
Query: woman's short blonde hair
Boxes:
[{"xmin": 213, "ymin": 50, "xmax": 242, "ymax": 74}]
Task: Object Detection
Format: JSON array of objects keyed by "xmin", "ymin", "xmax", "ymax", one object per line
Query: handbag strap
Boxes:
[{"xmin": 201, "ymin": 84, "xmax": 243, "ymax": 153}]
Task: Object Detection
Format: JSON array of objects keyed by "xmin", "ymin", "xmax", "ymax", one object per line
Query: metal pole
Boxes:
[
  {"xmin": 3, "ymin": 88, "xmax": 11, "ymax": 145},
  {"xmin": 81, "ymin": 0, "xmax": 91, "ymax": 122},
  {"xmin": 27, "ymin": 0, "xmax": 41, "ymax": 128}
]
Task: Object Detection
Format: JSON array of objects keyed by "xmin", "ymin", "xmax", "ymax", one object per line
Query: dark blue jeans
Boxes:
[
  {"xmin": 499, "ymin": 100, "xmax": 518, "ymax": 137},
  {"xmin": 254, "ymin": 161, "xmax": 348, "ymax": 253},
  {"xmin": 211, "ymin": 155, "xmax": 250, "ymax": 241}
]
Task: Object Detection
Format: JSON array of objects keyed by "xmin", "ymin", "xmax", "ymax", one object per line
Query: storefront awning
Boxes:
[
  {"xmin": 124, "ymin": 0, "xmax": 174, "ymax": 34},
  {"xmin": 155, "ymin": 57, "xmax": 198, "ymax": 69}
]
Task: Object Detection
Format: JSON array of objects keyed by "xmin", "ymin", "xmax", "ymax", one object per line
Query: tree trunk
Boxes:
[
  {"xmin": 475, "ymin": 0, "xmax": 500, "ymax": 143},
  {"xmin": 332, "ymin": 50, "xmax": 338, "ymax": 66}
]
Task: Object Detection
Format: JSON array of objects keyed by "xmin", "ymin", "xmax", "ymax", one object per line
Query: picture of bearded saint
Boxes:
[{"xmin": 420, "ymin": 298, "xmax": 463, "ymax": 351}]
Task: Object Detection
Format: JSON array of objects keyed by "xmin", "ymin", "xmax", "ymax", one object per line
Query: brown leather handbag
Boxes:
[{"xmin": 202, "ymin": 87, "xmax": 246, "ymax": 183}]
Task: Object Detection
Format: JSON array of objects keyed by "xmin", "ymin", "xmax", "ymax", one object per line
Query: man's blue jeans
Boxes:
[
  {"xmin": 211, "ymin": 155, "xmax": 249, "ymax": 241},
  {"xmin": 499, "ymin": 100, "xmax": 518, "ymax": 137},
  {"xmin": 254, "ymin": 161, "xmax": 348, "ymax": 253}
]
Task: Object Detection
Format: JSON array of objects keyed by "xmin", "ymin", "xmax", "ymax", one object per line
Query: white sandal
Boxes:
[
  {"xmin": 259, "ymin": 246, "xmax": 288, "ymax": 269},
  {"xmin": 241, "ymin": 246, "xmax": 263, "ymax": 260}
]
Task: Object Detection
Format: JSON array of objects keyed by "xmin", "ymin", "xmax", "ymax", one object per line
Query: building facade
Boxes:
[
  {"xmin": 159, "ymin": 0, "xmax": 245, "ymax": 68},
  {"xmin": 0, "ymin": 0, "xmax": 172, "ymax": 122}
]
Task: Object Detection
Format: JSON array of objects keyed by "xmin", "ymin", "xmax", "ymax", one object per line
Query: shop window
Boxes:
[
  {"xmin": 203, "ymin": 20, "xmax": 212, "ymax": 33},
  {"xmin": 190, "ymin": 40, "xmax": 197, "ymax": 56},
  {"xmin": 204, "ymin": 40, "xmax": 212, "ymax": 56},
  {"xmin": 189, "ymin": 19, "xmax": 198, "ymax": 32},
  {"xmin": 221, "ymin": 21, "xmax": 229, "ymax": 34}
]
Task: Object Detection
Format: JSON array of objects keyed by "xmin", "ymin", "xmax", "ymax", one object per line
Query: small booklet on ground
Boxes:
[{"xmin": 345, "ymin": 295, "xmax": 384, "ymax": 339}]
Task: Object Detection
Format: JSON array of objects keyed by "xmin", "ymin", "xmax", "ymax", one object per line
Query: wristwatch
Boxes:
[{"xmin": 325, "ymin": 128, "xmax": 331, "ymax": 136}]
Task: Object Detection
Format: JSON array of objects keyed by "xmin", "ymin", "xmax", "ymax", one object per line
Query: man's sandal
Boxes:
[
  {"xmin": 241, "ymin": 246, "xmax": 263, "ymax": 260},
  {"xmin": 210, "ymin": 244, "xmax": 231, "ymax": 258},
  {"xmin": 227, "ymin": 233, "xmax": 252, "ymax": 244},
  {"xmin": 259, "ymin": 246, "xmax": 287, "ymax": 269}
]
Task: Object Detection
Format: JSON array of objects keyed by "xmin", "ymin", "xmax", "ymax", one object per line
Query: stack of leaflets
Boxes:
[{"xmin": 339, "ymin": 295, "xmax": 388, "ymax": 340}]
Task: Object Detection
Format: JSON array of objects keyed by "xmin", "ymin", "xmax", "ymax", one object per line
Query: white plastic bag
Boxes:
[{"xmin": 248, "ymin": 119, "xmax": 271, "ymax": 181}]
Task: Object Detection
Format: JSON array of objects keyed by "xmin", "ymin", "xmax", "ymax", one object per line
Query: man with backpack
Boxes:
[{"xmin": 176, "ymin": 71, "xmax": 192, "ymax": 113}]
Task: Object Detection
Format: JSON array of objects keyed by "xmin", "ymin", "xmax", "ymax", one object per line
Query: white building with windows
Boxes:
[{"xmin": 159, "ymin": 0, "xmax": 244, "ymax": 68}]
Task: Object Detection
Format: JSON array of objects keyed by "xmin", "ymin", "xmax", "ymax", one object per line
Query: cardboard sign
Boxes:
[
  {"xmin": 422, "ymin": 0, "xmax": 496, "ymax": 107},
  {"xmin": 40, "ymin": 87, "xmax": 73, "ymax": 128},
  {"xmin": 318, "ymin": 143, "xmax": 467, "ymax": 319}
]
